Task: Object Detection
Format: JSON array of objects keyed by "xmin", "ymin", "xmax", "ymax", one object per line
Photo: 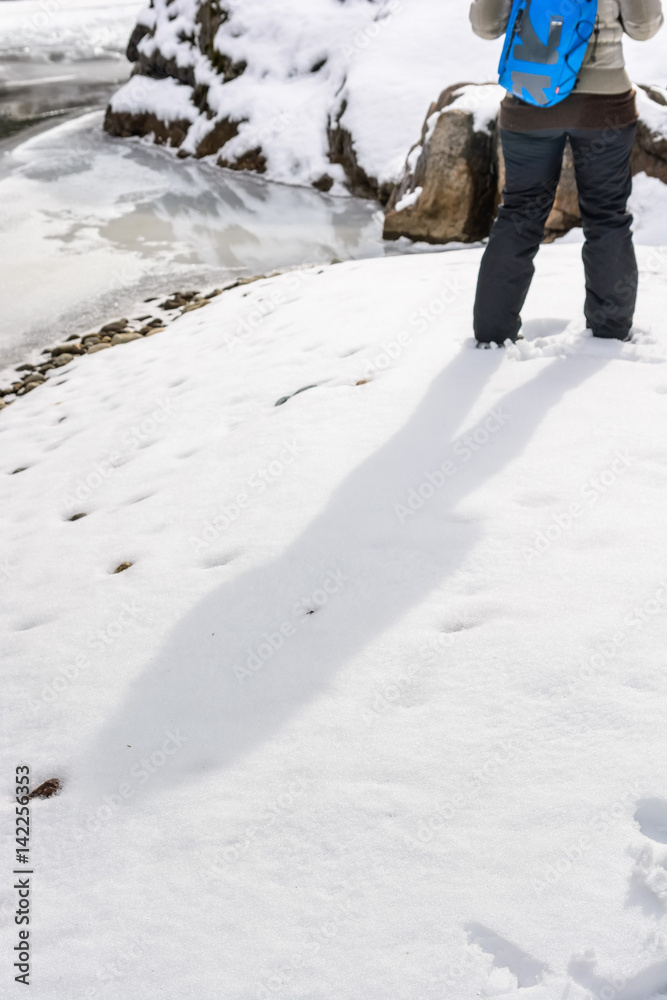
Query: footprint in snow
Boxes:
[
  {"xmin": 634, "ymin": 798, "xmax": 667, "ymax": 844},
  {"xmin": 465, "ymin": 922, "xmax": 548, "ymax": 988}
]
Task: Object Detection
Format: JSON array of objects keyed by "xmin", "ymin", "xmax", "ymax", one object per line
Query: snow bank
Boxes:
[{"xmin": 2, "ymin": 243, "xmax": 667, "ymax": 997}]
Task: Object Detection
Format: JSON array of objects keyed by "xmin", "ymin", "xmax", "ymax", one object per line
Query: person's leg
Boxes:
[
  {"xmin": 569, "ymin": 124, "xmax": 637, "ymax": 339},
  {"xmin": 474, "ymin": 128, "xmax": 567, "ymax": 345}
]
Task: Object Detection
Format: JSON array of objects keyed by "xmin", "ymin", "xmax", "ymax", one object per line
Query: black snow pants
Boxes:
[{"xmin": 473, "ymin": 122, "xmax": 638, "ymax": 344}]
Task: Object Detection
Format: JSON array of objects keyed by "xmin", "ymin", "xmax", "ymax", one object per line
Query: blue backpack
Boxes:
[{"xmin": 498, "ymin": 0, "xmax": 598, "ymax": 107}]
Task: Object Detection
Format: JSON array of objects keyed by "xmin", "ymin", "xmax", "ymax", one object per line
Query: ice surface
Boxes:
[{"xmin": 0, "ymin": 111, "xmax": 384, "ymax": 367}]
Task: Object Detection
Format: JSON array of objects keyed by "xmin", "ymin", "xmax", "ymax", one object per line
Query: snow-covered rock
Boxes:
[
  {"xmin": 383, "ymin": 83, "xmax": 667, "ymax": 246},
  {"xmin": 103, "ymin": 0, "xmax": 508, "ymax": 198},
  {"xmin": 383, "ymin": 83, "xmax": 503, "ymax": 245}
]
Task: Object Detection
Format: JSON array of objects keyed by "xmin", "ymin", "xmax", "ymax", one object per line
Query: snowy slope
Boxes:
[{"xmin": 2, "ymin": 234, "xmax": 667, "ymax": 997}]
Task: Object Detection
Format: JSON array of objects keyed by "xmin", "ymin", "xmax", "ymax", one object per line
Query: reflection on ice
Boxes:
[{"xmin": 0, "ymin": 111, "xmax": 385, "ymax": 367}]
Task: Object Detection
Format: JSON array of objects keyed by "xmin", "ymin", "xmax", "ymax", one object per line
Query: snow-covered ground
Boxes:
[{"xmin": 2, "ymin": 235, "xmax": 667, "ymax": 998}]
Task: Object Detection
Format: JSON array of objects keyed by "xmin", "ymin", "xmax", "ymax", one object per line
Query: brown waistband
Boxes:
[{"xmin": 498, "ymin": 90, "xmax": 638, "ymax": 132}]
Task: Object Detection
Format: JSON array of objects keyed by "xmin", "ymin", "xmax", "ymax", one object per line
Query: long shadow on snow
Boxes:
[{"xmin": 80, "ymin": 347, "xmax": 608, "ymax": 804}]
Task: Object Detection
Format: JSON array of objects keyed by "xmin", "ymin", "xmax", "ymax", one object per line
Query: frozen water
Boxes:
[{"xmin": 0, "ymin": 111, "xmax": 386, "ymax": 368}]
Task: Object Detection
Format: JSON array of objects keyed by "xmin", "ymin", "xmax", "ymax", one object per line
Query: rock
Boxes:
[
  {"xmin": 16, "ymin": 363, "xmax": 36, "ymax": 372},
  {"xmin": 384, "ymin": 84, "xmax": 501, "ymax": 245},
  {"xmin": 544, "ymin": 142, "xmax": 581, "ymax": 241},
  {"xmin": 143, "ymin": 327, "xmax": 165, "ymax": 336},
  {"xmin": 328, "ymin": 100, "xmax": 392, "ymax": 203},
  {"xmin": 51, "ymin": 353, "xmax": 74, "ymax": 367},
  {"xmin": 82, "ymin": 335, "xmax": 100, "ymax": 345},
  {"xmin": 28, "ymin": 778, "xmax": 60, "ymax": 799},
  {"xmin": 385, "ymin": 82, "xmax": 667, "ymax": 244},
  {"xmin": 111, "ymin": 332, "xmax": 142, "ymax": 345},
  {"xmin": 86, "ymin": 343, "xmax": 112, "ymax": 353},
  {"xmin": 0, "ymin": 400, "xmax": 6, "ymax": 410},
  {"xmin": 69, "ymin": 512, "xmax": 87, "ymax": 521},
  {"xmin": 160, "ymin": 292, "xmax": 198, "ymax": 308},
  {"xmin": 103, "ymin": 108, "xmax": 192, "ymax": 148},
  {"xmin": 51, "ymin": 343, "xmax": 83, "ymax": 356},
  {"xmin": 633, "ymin": 85, "xmax": 667, "ymax": 184},
  {"xmin": 100, "ymin": 318, "xmax": 129, "ymax": 333},
  {"xmin": 312, "ymin": 173, "xmax": 334, "ymax": 193},
  {"xmin": 181, "ymin": 300, "xmax": 209, "ymax": 313},
  {"xmin": 113, "ymin": 561, "xmax": 133, "ymax": 573}
]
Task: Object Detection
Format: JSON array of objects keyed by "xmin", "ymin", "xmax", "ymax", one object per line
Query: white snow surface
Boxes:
[
  {"xmin": 2, "ymin": 241, "xmax": 667, "ymax": 997},
  {"xmin": 108, "ymin": 0, "xmax": 667, "ymax": 190},
  {"xmin": 0, "ymin": 0, "xmax": 144, "ymax": 60},
  {"xmin": 395, "ymin": 184, "xmax": 422, "ymax": 211}
]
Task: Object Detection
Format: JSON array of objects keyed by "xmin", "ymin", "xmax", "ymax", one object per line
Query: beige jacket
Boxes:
[{"xmin": 469, "ymin": 0, "xmax": 664, "ymax": 92}]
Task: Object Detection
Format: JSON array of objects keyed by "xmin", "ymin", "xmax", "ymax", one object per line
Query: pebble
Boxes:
[
  {"xmin": 111, "ymin": 332, "xmax": 142, "ymax": 345},
  {"xmin": 51, "ymin": 353, "xmax": 73, "ymax": 367},
  {"xmin": 100, "ymin": 318, "xmax": 129, "ymax": 333},
  {"xmin": 51, "ymin": 344, "xmax": 84, "ymax": 356},
  {"xmin": 28, "ymin": 778, "xmax": 60, "ymax": 799},
  {"xmin": 0, "ymin": 278, "xmax": 261, "ymax": 411}
]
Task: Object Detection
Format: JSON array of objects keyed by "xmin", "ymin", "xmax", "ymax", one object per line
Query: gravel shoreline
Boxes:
[{"xmin": 0, "ymin": 275, "xmax": 268, "ymax": 411}]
